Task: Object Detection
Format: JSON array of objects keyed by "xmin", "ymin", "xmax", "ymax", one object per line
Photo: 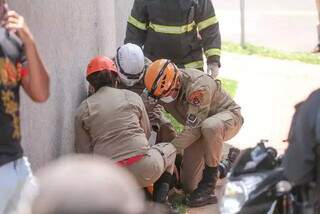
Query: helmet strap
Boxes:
[
  {"xmin": 150, "ymin": 60, "xmax": 171, "ymax": 96},
  {"xmin": 116, "ymin": 47, "xmax": 143, "ymax": 80}
]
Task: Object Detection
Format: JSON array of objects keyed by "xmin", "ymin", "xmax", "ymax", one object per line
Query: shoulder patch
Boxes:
[{"xmin": 188, "ymin": 90, "xmax": 204, "ymax": 106}]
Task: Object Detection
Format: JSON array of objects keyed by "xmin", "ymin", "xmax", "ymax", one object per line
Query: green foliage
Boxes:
[
  {"xmin": 171, "ymin": 194, "xmax": 187, "ymax": 214},
  {"xmin": 223, "ymin": 42, "xmax": 320, "ymax": 65},
  {"xmin": 164, "ymin": 112, "xmax": 184, "ymax": 133},
  {"xmin": 221, "ymin": 78, "xmax": 238, "ymax": 97}
]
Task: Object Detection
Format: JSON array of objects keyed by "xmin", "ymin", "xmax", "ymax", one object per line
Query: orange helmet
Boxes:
[
  {"xmin": 144, "ymin": 59, "xmax": 180, "ymax": 98},
  {"xmin": 86, "ymin": 56, "xmax": 117, "ymax": 77}
]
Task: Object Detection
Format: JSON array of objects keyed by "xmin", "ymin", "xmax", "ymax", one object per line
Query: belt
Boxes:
[{"xmin": 117, "ymin": 154, "xmax": 145, "ymax": 167}]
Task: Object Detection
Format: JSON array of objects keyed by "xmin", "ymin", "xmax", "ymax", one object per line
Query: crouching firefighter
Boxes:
[
  {"xmin": 87, "ymin": 43, "xmax": 177, "ymax": 143},
  {"xmin": 144, "ymin": 59, "xmax": 244, "ymax": 207},
  {"xmin": 74, "ymin": 56, "xmax": 177, "ymax": 209},
  {"xmin": 115, "ymin": 43, "xmax": 177, "ymax": 143}
]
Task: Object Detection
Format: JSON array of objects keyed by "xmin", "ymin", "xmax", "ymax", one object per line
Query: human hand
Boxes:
[
  {"xmin": 2, "ymin": 10, "xmax": 33, "ymax": 44},
  {"xmin": 141, "ymin": 89, "xmax": 158, "ymax": 111},
  {"xmin": 207, "ymin": 62, "xmax": 219, "ymax": 79}
]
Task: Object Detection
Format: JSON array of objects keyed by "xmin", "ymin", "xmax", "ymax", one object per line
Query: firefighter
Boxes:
[
  {"xmin": 115, "ymin": 43, "xmax": 238, "ymax": 185},
  {"xmin": 74, "ymin": 56, "xmax": 177, "ymax": 207},
  {"xmin": 125, "ymin": 0, "xmax": 221, "ymax": 78},
  {"xmin": 115, "ymin": 43, "xmax": 176, "ymax": 143},
  {"xmin": 143, "ymin": 59, "xmax": 244, "ymax": 207}
]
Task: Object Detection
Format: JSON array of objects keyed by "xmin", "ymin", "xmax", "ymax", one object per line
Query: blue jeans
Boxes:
[{"xmin": 0, "ymin": 157, "xmax": 34, "ymax": 214}]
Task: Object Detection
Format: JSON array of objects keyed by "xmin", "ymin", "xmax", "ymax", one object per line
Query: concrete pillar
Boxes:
[
  {"xmin": 115, "ymin": 0, "xmax": 134, "ymax": 46},
  {"xmin": 9, "ymin": 0, "xmax": 118, "ymax": 170}
]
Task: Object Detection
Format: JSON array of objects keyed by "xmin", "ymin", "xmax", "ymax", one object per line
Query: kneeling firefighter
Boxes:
[
  {"xmin": 144, "ymin": 59, "xmax": 244, "ymax": 207},
  {"xmin": 74, "ymin": 56, "xmax": 177, "ymax": 207},
  {"xmin": 115, "ymin": 43, "xmax": 177, "ymax": 143}
]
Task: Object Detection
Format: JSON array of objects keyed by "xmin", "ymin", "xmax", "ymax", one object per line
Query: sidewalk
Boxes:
[
  {"xmin": 221, "ymin": 53, "xmax": 320, "ymax": 153},
  {"xmin": 187, "ymin": 52, "xmax": 320, "ymax": 214},
  {"xmin": 214, "ymin": 0, "xmax": 318, "ymax": 52}
]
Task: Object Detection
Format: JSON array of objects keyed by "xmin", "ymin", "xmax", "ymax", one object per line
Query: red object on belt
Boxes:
[{"xmin": 117, "ymin": 154, "xmax": 145, "ymax": 167}]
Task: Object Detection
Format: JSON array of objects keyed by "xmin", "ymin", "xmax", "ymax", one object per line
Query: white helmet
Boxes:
[{"xmin": 115, "ymin": 43, "xmax": 145, "ymax": 87}]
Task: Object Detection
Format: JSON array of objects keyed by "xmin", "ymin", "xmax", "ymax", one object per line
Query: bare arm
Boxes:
[{"xmin": 3, "ymin": 10, "xmax": 49, "ymax": 102}]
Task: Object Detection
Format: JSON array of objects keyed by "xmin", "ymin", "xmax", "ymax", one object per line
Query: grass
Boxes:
[
  {"xmin": 170, "ymin": 193, "xmax": 187, "ymax": 214},
  {"xmin": 220, "ymin": 78, "xmax": 238, "ymax": 98},
  {"xmin": 222, "ymin": 41, "xmax": 320, "ymax": 65},
  {"xmin": 165, "ymin": 78, "xmax": 238, "ymax": 134}
]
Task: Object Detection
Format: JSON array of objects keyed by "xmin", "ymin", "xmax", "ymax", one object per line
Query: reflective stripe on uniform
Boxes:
[
  {"xmin": 128, "ymin": 16, "xmax": 147, "ymax": 31},
  {"xmin": 184, "ymin": 60, "xmax": 204, "ymax": 69},
  {"xmin": 197, "ymin": 16, "xmax": 218, "ymax": 31},
  {"xmin": 149, "ymin": 21, "xmax": 196, "ymax": 34},
  {"xmin": 205, "ymin": 48, "xmax": 221, "ymax": 57}
]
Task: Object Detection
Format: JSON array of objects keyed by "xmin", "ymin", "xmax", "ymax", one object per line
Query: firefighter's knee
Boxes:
[
  {"xmin": 201, "ymin": 118, "xmax": 224, "ymax": 140},
  {"xmin": 152, "ymin": 143, "xmax": 176, "ymax": 173}
]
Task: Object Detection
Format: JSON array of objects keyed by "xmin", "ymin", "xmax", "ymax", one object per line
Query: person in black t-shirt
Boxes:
[{"xmin": 0, "ymin": 1, "xmax": 49, "ymax": 213}]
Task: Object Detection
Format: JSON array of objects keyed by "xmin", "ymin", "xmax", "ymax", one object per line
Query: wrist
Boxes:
[
  {"xmin": 18, "ymin": 25, "xmax": 34, "ymax": 45},
  {"xmin": 208, "ymin": 62, "xmax": 219, "ymax": 67},
  {"xmin": 207, "ymin": 56, "xmax": 221, "ymax": 67}
]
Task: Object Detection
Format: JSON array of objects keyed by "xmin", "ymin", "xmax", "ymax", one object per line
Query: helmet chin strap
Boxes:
[
  {"xmin": 116, "ymin": 47, "xmax": 143, "ymax": 80},
  {"xmin": 160, "ymin": 96, "xmax": 176, "ymax": 103},
  {"xmin": 119, "ymin": 74, "xmax": 139, "ymax": 87}
]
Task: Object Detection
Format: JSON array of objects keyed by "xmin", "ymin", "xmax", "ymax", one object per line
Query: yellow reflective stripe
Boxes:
[
  {"xmin": 149, "ymin": 21, "xmax": 195, "ymax": 34},
  {"xmin": 205, "ymin": 48, "xmax": 221, "ymax": 57},
  {"xmin": 184, "ymin": 60, "xmax": 204, "ymax": 69},
  {"xmin": 128, "ymin": 16, "xmax": 147, "ymax": 31},
  {"xmin": 197, "ymin": 16, "xmax": 218, "ymax": 31}
]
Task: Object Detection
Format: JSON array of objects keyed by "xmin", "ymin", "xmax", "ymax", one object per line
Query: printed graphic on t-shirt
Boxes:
[
  {"xmin": 0, "ymin": 57, "xmax": 22, "ymax": 86},
  {"xmin": 0, "ymin": 57, "xmax": 22, "ymax": 140},
  {"xmin": 0, "ymin": 29, "xmax": 26, "ymax": 165}
]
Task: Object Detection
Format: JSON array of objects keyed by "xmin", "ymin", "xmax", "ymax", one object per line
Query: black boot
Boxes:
[
  {"xmin": 218, "ymin": 147, "xmax": 240, "ymax": 178},
  {"xmin": 153, "ymin": 172, "xmax": 179, "ymax": 214},
  {"xmin": 185, "ymin": 165, "xmax": 218, "ymax": 207}
]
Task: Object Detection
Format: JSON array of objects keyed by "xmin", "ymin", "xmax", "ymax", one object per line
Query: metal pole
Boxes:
[{"xmin": 240, "ymin": 0, "xmax": 245, "ymax": 48}]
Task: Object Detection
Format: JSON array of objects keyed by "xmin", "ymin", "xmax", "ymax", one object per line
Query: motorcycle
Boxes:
[{"xmin": 219, "ymin": 140, "xmax": 317, "ymax": 214}]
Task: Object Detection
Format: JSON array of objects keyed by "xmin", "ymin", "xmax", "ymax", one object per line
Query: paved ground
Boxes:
[
  {"xmin": 214, "ymin": 0, "xmax": 318, "ymax": 52},
  {"xmin": 186, "ymin": 52, "xmax": 320, "ymax": 214}
]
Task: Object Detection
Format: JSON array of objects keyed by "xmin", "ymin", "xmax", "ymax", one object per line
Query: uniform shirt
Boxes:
[
  {"xmin": 117, "ymin": 57, "xmax": 165, "ymax": 129},
  {"xmin": 162, "ymin": 68, "xmax": 241, "ymax": 150},
  {"xmin": 283, "ymin": 89, "xmax": 320, "ymax": 185},
  {"xmin": 75, "ymin": 86, "xmax": 151, "ymax": 162},
  {"xmin": 0, "ymin": 28, "xmax": 28, "ymax": 166}
]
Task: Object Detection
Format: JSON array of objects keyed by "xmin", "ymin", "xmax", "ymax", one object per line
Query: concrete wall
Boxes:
[
  {"xmin": 115, "ymin": 0, "xmax": 134, "ymax": 46},
  {"xmin": 9, "ymin": 0, "xmax": 120, "ymax": 170}
]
